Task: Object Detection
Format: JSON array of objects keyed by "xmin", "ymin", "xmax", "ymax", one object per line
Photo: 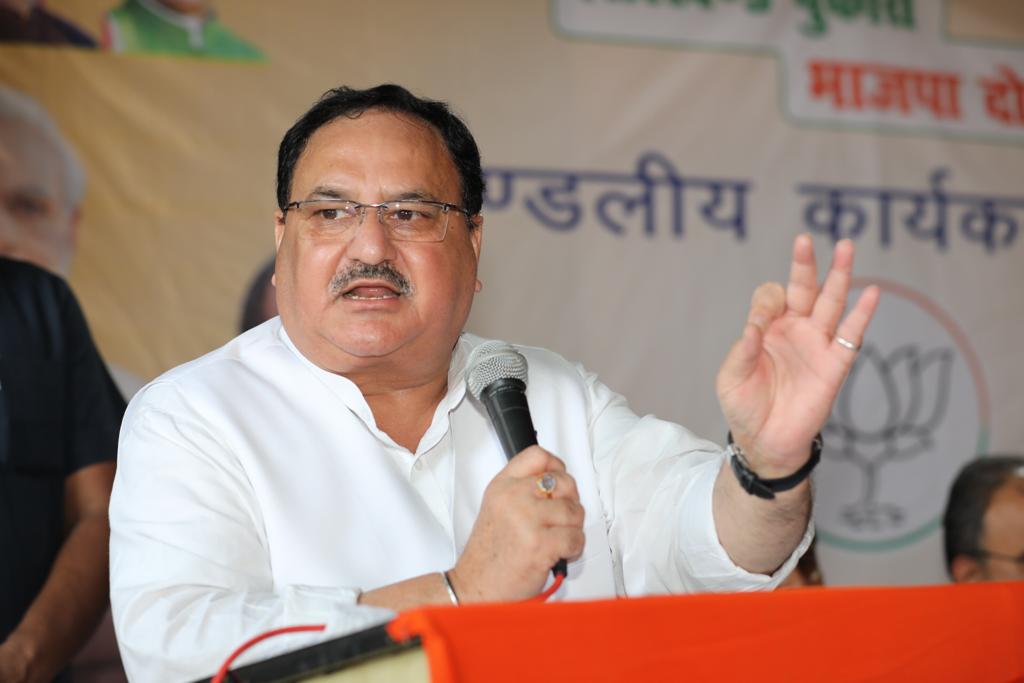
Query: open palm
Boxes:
[{"xmin": 716, "ymin": 235, "xmax": 880, "ymax": 477}]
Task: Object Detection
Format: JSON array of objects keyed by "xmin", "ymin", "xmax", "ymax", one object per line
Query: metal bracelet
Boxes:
[{"xmin": 440, "ymin": 570, "xmax": 460, "ymax": 606}]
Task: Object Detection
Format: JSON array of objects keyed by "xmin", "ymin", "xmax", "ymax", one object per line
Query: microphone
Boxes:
[{"xmin": 467, "ymin": 341, "xmax": 567, "ymax": 578}]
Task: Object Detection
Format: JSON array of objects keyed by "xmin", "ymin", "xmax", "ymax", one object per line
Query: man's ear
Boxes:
[
  {"xmin": 469, "ymin": 214, "xmax": 483, "ymax": 261},
  {"xmin": 470, "ymin": 215, "xmax": 483, "ymax": 292},
  {"xmin": 274, "ymin": 211, "xmax": 286, "ymax": 251},
  {"xmin": 950, "ymin": 554, "xmax": 984, "ymax": 583}
]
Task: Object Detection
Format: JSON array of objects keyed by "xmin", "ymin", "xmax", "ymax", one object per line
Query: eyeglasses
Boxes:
[
  {"xmin": 972, "ymin": 549, "xmax": 1024, "ymax": 565},
  {"xmin": 282, "ymin": 199, "xmax": 472, "ymax": 243}
]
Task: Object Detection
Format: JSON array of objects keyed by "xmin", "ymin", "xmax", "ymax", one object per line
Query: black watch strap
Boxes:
[{"xmin": 727, "ymin": 432, "xmax": 822, "ymax": 500}]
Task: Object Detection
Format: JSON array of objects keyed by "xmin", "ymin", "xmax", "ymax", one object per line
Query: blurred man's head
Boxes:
[
  {"xmin": 944, "ymin": 455, "xmax": 1024, "ymax": 583},
  {"xmin": 0, "ymin": 85, "xmax": 84, "ymax": 276}
]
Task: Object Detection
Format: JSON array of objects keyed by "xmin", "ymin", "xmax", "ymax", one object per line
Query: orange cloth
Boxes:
[{"xmin": 388, "ymin": 583, "xmax": 1024, "ymax": 682}]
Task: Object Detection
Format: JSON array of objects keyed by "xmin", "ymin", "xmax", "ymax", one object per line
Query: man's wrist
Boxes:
[
  {"xmin": 445, "ymin": 567, "xmax": 471, "ymax": 604},
  {"xmin": 727, "ymin": 432, "xmax": 822, "ymax": 500}
]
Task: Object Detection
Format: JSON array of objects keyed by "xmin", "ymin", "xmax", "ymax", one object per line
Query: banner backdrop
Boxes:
[{"xmin": 1, "ymin": 0, "xmax": 1021, "ymax": 586}]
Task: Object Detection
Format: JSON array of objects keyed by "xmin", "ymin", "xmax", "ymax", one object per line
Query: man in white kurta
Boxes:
[
  {"xmin": 110, "ymin": 325, "xmax": 811, "ymax": 680},
  {"xmin": 110, "ymin": 84, "xmax": 878, "ymax": 681}
]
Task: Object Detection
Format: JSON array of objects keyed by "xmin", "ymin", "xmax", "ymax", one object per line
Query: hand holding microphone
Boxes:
[{"xmin": 446, "ymin": 342, "xmax": 582, "ymax": 602}]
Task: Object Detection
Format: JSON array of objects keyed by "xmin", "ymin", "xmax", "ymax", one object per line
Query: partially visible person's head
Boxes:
[
  {"xmin": 0, "ymin": 85, "xmax": 84, "ymax": 275},
  {"xmin": 944, "ymin": 455, "xmax": 1024, "ymax": 583},
  {"xmin": 273, "ymin": 85, "xmax": 485, "ymax": 378},
  {"xmin": 239, "ymin": 256, "xmax": 278, "ymax": 333}
]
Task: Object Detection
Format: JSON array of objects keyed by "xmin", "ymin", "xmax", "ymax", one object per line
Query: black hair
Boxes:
[
  {"xmin": 276, "ymin": 84, "xmax": 485, "ymax": 218},
  {"xmin": 942, "ymin": 454, "xmax": 1024, "ymax": 575}
]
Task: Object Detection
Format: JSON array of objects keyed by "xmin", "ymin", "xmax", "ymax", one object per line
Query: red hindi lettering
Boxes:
[
  {"xmin": 809, "ymin": 60, "xmax": 865, "ymax": 110},
  {"xmin": 980, "ymin": 65, "xmax": 1024, "ymax": 126}
]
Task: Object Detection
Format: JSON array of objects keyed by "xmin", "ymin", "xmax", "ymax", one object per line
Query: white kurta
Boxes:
[{"xmin": 109, "ymin": 319, "xmax": 811, "ymax": 681}]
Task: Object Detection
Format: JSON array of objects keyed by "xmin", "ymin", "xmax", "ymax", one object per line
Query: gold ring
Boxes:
[
  {"xmin": 537, "ymin": 473, "xmax": 556, "ymax": 498},
  {"xmin": 835, "ymin": 335, "xmax": 859, "ymax": 352}
]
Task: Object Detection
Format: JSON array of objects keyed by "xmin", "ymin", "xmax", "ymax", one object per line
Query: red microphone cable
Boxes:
[
  {"xmin": 212, "ymin": 574, "xmax": 563, "ymax": 681},
  {"xmin": 528, "ymin": 572, "xmax": 564, "ymax": 602},
  {"xmin": 211, "ymin": 624, "xmax": 326, "ymax": 683}
]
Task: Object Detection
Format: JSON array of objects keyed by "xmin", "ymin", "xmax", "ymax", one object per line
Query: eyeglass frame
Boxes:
[
  {"xmin": 281, "ymin": 198, "xmax": 475, "ymax": 243},
  {"xmin": 970, "ymin": 548, "xmax": 1024, "ymax": 565}
]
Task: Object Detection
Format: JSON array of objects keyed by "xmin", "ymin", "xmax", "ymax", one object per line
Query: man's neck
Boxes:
[
  {"xmin": 357, "ymin": 370, "xmax": 451, "ymax": 453},
  {"xmin": 281, "ymin": 322, "xmax": 460, "ymax": 453}
]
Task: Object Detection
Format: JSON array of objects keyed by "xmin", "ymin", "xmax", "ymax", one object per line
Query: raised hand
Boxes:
[
  {"xmin": 449, "ymin": 446, "xmax": 585, "ymax": 602},
  {"xmin": 716, "ymin": 235, "xmax": 880, "ymax": 478}
]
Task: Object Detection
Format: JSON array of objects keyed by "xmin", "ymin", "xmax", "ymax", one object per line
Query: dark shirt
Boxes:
[
  {"xmin": 0, "ymin": 5, "xmax": 97, "ymax": 47},
  {"xmin": 0, "ymin": 258, "xmax": 125, "ymax": 667}
]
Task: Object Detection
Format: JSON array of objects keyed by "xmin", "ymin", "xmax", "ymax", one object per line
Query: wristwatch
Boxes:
[{"xmin": 727, "ymin": 431, "xmax": 822, "ymax": 500}]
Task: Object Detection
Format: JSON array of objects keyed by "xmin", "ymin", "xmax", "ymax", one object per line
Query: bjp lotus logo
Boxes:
[
  {"xmin": 814, "ymin": 280, "xmax": 988, "ymax": 554},
  {"xmin": 824, "ymin": 344, "xmax": 954, "ymax": 530}
]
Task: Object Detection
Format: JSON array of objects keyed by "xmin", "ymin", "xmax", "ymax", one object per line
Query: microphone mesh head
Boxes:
[{"xmin": 466, "ymin": 341, "xmax": 529, "ymax": 400}]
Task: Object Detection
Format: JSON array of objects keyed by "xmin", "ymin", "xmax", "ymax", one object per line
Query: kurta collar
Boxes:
[{"xmin": 276, "ymin": 322, "xmax": 470, "ymax": 455}]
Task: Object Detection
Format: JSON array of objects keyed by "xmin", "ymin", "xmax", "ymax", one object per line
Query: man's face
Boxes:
[
  {"xmin": 0, "ymin": 120, "xmax": 76, "ymax": 275},
  {"xmin": 977, "ymin": 476, "xmax": 1024, "ymax": 582},
  {"xmin": 274, "ymin": 109, "xmax": 482, "ymax": 378}
]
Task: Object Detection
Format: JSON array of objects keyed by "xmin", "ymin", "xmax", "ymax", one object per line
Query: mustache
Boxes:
[{"xmin": 329, "ymin": 262, "xmax": 412, "ymax": 297}]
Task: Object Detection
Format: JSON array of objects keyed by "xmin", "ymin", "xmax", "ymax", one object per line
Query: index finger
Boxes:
[
  {"xmin": 786, "ymin": 234, "xmax": 819, "ymax": 317},
  {"xmin": 506, "ymin": 446, "xmax": 566, "ymax": 477}
]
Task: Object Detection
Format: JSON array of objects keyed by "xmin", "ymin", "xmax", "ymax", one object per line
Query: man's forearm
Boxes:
[
  {"xmin": 2, "ymin": 513, "xmax": 111, "ymax": 682},
  {"xmin": 711, "ymin": 459, "xmax": 812, "ymax": 575}
]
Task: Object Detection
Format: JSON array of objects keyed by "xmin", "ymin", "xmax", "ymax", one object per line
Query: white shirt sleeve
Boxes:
[
  {"xmin": 583, "ymin": 369, "xmax": 813, "ymax": 595},
  {"xmin": 109, "ymin": 384, "xmax": 392, "ymax": 683}
]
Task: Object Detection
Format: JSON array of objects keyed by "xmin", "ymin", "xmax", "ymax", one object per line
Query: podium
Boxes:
[{"xmin": 201, "ymin": 582, "xmax": 1024, "ymax": 682}]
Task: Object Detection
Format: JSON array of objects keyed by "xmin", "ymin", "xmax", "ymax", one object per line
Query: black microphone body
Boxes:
[
  {"xmin": 476, "ymin": 375, "xmax": 568, "ymax": 578},
  {"xmin": 479, "ymin": 378, "xmax": 537, "ymax": 460}
]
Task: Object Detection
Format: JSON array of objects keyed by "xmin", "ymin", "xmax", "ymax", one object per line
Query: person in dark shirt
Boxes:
[{"xmin": 0, "ymin": 257, "xmax": 125, "ymax": 682}]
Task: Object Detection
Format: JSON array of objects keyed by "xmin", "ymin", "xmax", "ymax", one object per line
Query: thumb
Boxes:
[{"xmin": 717, "ymin": 322, "xmax": 763, "ymax": 394}]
